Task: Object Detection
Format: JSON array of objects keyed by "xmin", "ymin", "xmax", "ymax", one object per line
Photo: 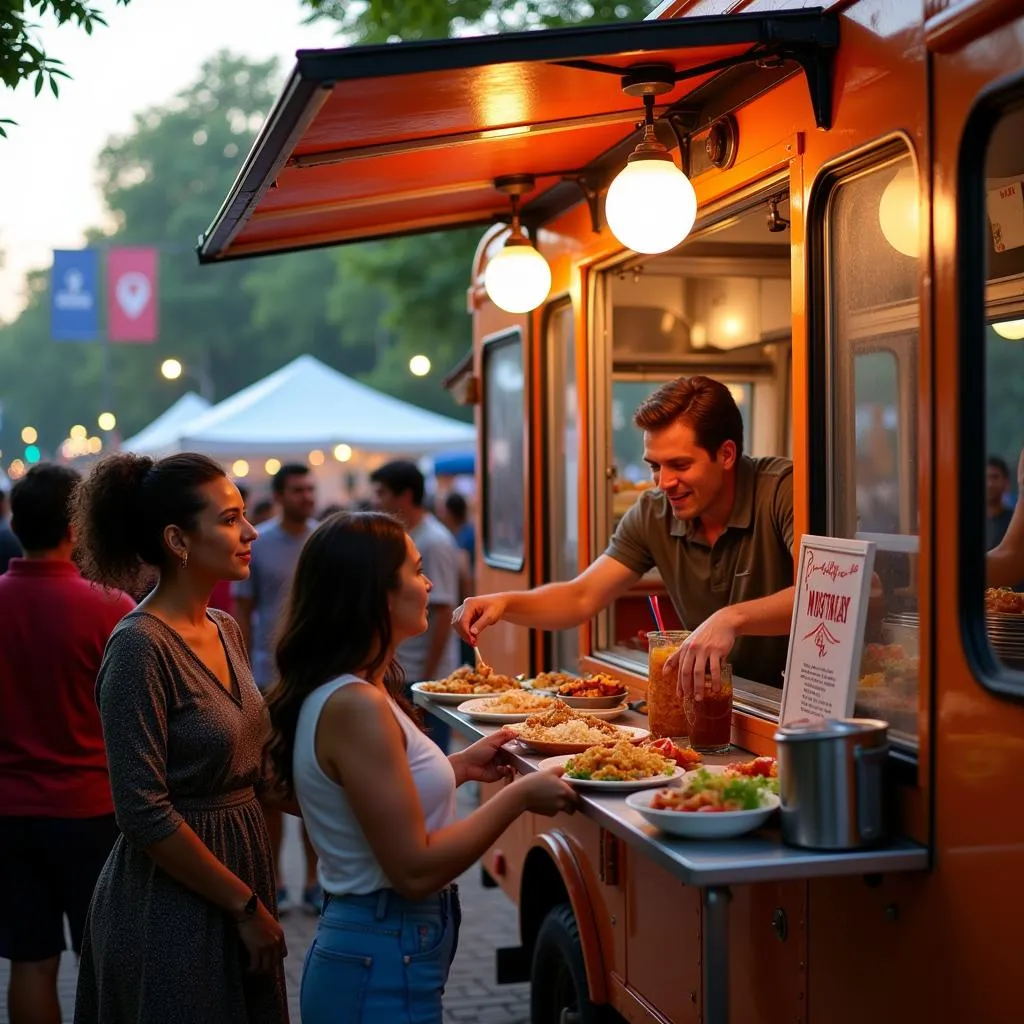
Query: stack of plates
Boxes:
[
  {"xmin": 985, "ymin": 613, "xmax": 1024, "ymax": 669},
  {"xmin": 883, "ymin": 610, "xmax": 1024, "ymax": 669}
]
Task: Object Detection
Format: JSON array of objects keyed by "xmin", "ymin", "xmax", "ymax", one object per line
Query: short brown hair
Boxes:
[{"xmin": 634, "ymin": 375, "xmax": 744, "ymax": 457}]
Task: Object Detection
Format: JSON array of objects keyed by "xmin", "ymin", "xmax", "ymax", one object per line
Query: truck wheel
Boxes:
[{"xmin": 530, "ymin": 903, "xmax": 613, "ymax": 1024}]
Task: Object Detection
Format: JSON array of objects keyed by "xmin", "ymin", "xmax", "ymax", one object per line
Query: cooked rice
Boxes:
[
  {"xmin": 475, "ymin": 691, "xmax": 554, "ymax": 713},
  {"xmin": 511, "ymin": 700, "xmax": 625, "ymax": 744}
]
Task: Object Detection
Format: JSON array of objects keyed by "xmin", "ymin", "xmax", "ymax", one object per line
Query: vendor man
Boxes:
[{"xmin": 452, "ymin": 375, "xmax": 794, "ymax": 693}]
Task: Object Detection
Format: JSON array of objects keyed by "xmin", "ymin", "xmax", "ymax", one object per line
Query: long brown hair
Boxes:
[{"xmin": 264, "ymin": 511, "xmax": 418, "ymax": 795}]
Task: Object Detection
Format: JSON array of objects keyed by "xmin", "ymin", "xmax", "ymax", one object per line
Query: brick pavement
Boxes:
[{"xmin": 0, "ymin": 784, "xmax": 530, "ymax": 1024}]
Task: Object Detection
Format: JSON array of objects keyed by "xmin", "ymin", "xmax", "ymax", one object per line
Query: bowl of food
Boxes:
[
  {"xmin": 531, "ymin": 671, "xmax": 629, "ymax": 709},
  {"xmin": 625, "ymin": 766, "xmax": 779, "ymax": 839}
]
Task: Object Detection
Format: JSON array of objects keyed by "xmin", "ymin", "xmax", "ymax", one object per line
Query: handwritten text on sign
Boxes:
[{"xmin": 780, "ymin": 537, "xmax": 875, "ymax": 725}]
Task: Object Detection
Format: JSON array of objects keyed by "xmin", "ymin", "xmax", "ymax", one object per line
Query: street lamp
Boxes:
[{"xmin": 160, "ymin": 358, "xmax": 215, "ymax": 402}]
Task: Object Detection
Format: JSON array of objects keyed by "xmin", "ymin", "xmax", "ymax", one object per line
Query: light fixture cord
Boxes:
[
  {"xmin": 643, "ymin": 93, "xmax": 655, "ymax": 127},
  {"xmin": 508, "ymin": 193, "xmax": 523, "ymax": 239}
]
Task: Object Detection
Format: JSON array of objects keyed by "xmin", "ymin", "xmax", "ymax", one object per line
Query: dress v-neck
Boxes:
[{"xmin": 132, "ymin": 610, "xmax": 242, "ymax": 705}]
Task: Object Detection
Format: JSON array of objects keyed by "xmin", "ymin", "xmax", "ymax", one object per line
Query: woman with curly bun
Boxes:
[{"xmin": 72, "ymin": 453, "xmax": 289, "ymax": 1023}]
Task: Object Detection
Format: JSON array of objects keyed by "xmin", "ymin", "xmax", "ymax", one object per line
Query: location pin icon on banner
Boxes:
[
  {"xmin": 107, "ymin": 248, "xmax": 158, "ymax": 343},
  {"xmin": 115, "ymin": 272, "xmax": 152, "ymax": 319}
]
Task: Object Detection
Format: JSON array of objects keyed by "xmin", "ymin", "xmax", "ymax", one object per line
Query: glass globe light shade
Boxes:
[
  {"xmin": 878, "ymin": 165, "xmax": 919, "ymax": 258},
  {"xmin": 992, "ymin": 318, "xmax": 1024, "ymax": 340},
  {"xmin": 484, "ymin": 238, "xmax": 551, "ymax": 314},
  {"xmin": 605, "ymin": 156, "xmax": 697, "ymax": 255}
]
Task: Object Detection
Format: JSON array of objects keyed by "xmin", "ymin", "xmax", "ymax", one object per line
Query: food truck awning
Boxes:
[{"xmin": 198, "ymin": 10, "xmax": 838, "ymax": 263}]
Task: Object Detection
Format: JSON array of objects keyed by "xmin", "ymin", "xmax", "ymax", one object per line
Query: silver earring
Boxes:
[{"xmin": 180, "ymin": 551, "xmax": 188, "ymax": 570}]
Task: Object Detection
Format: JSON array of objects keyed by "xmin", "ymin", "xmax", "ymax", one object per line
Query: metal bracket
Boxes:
[
  {"xmin": 664, "ymin": 109, "xmax": 699, "ymax": 175},
  {"xmin": 785, "ymin": 45, "xmax": 835, "ymax": 131},
  {"xmin": 562, "ymin": 173, "xmax": 603, "ymax": 234}
]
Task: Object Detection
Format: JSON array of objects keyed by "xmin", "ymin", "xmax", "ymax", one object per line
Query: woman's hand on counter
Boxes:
[
  {"xmin": 667, "ymin": 607, "xmax": 738, "ymax": 700},
  {"xmin": 511, "ymin": 770, "xmax": 579, "ymax": 818},
  {"xmin": 449, "ymin": 729, "xmax": 517, "ymax": 787}
]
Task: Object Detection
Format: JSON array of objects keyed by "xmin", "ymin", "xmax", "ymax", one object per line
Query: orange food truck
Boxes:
[{"xmin": 199, "ymin": 1, "xmax": 1024, "ymax": 1020}]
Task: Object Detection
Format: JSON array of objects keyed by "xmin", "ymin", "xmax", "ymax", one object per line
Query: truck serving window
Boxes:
[
  {"xmin": 592, "ymin": 198, "xmax": 793, "ymax": 688},
  {"xmin": 820, "ymin": 145, "xmax": 921, "ymax": 746}
]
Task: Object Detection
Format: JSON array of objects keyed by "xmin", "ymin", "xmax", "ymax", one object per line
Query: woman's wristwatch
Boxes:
[{"xmin": 233, "ymin": 890, "xmax": 259, "ymax": 922}]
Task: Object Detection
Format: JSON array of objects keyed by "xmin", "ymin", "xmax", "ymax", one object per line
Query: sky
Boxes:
[{"xmin": 0, "ymin": 0, "xmax": 335, "ymax": 322}]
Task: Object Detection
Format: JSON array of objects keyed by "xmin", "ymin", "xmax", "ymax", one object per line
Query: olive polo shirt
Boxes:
[{"xmin": 604, "ymin": 455, "xmax": 794, "ymax": 687}]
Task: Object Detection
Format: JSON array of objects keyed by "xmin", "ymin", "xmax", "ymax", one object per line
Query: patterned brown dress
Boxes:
[{"xmin": 74, "ymin": 609, "xmax": 288, "ymax": 1023}]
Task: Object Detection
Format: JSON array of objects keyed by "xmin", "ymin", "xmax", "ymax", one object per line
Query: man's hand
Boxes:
[
  {"xmin": 451, "ymin": 595, "xmax": 509, "ymax": 644},
  {"xmin": 666, "ymin": 607, "xmax": 739, "ymax": 701}
]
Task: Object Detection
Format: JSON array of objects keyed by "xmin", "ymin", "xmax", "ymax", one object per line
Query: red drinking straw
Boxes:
[{"xmin": 647, "ymin": 595, "xmax": 666, "ymax": 632}]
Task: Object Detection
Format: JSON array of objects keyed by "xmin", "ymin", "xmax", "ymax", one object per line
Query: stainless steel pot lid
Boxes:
[{"xmin": 774, "ymin": 717, "xmax": 889, "ymax": 741}]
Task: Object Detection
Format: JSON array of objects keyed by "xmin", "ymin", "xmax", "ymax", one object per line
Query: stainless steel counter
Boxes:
[{"xmin": 415, "ymin": 693, "xmax": 930, "ymax": 1024}]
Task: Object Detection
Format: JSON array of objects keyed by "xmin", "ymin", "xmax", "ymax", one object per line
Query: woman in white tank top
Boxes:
[{"xmin": 264, "ymin": 512, "xmax": 576, "ymax": 1024}]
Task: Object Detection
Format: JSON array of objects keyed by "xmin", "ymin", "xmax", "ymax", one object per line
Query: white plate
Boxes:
[
  {"xmin": 625, "ymin": 787, "xmax": 779, "ymax": 839},
  {"xmin": 411, "ymin": 681, "xmax": 522, "ymax": 706},
  {"xmin": 459, "ymin": 701, "xmax": 630, "ymax": 725},
  {"xmin": 456, "ymin": 696, "xmax": 560, "ymax": 722},
  {"xmin": 538, "ymin": 753, "xmax": 685, "ymax": 790},
  {"xmin": 513, "ymin": 724, "xmax": 649, "ymax": 755}
]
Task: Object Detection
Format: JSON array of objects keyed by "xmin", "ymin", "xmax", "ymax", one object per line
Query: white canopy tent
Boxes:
[
  {"xmin": 131, "ymin": 355, "xmax": 475, "ymax": 459},
  {"xmin": 120, "ymin": 392, "xmax": 213, "ymax": 457}
]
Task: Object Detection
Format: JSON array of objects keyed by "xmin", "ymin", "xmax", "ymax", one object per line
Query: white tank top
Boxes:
[{"xmin": 293, "ymin": 675, "xmax": 457, "ymax": 896}]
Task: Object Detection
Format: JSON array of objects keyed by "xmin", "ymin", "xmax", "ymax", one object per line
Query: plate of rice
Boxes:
[
  {"xmin": 538, "ymin": 742, "xmax": 683, "ymax": 790},
  {"xmin": 457, "ymin": 691, "xmax": 557, "ymax": 722},
  {"xmin": 508, "ymin": 700, "xmax": 647, "ymax": 754}
]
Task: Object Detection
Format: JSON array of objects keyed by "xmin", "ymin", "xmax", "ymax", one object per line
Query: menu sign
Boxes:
[{"xmin": 779, "ymin": 536, "xmax": 876, "ymax": 725}]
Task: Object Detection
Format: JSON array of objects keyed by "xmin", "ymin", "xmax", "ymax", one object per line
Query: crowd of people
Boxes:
[
  {"xmin": 0, "ymin": 451, "xmax": 568, "ymax": 1024},
  {"xmin": 1, "ymin": 377, "xmax": 1022, "ymax": 1024}
]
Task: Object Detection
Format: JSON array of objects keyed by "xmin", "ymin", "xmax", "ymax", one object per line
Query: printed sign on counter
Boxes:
[{"xmin": 779, "ymin": 536, "xmax": 876, "ymax": 726}]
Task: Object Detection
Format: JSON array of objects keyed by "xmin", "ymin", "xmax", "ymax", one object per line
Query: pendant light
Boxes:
[
  {"xmin": 992, "ymin": 319, "xmax": 1024, "ymax": 340},
  {"xmin": 484, "ymin": 175, "xmax": 552, "ymax": 314},
  {"xmin": 605, "ymin": 67, "xmax": 697, "ymax": 255},
  {"xmin": 878, "ymin": 163, "xmax": 919, "ymax": 259}
]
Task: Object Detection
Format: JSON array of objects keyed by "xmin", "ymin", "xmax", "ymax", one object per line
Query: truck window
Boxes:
[
  {"xmin": 544, "ymin": 302, "xmax": 581, "ymax": 671},
  {"xmin": 965, "ymin": 93, "xmax": 1024, "ymax": 695},
  {"xmin": 823, "ymin": 147, "xmax": 921, "ymax": 746},
  {"xmin": 481, "ymin": 329, "xmax": 526, "ymax": 571}
]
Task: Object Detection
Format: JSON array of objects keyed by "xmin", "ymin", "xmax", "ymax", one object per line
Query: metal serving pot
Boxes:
[{"xmin": 773, "ymin": 718, "xmax": 890, "ymax": 850}]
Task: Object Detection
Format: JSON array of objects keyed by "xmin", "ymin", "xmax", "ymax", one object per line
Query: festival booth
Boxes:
[
  {"xmin": 120, "ymin": 392, "xmax": 213, "ymax": 458},
  {"xmin": 126, "ymin": 354, "xmax": 476, "ymax": 503}
]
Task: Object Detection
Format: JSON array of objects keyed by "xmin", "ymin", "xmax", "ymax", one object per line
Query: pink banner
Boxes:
[{"xmin": 107, "ymin": 247, "xmax": 158, "ymax": 343}]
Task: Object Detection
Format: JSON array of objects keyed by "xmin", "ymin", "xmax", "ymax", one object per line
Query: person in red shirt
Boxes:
[{"xmin": 0, "ymin": 463, "xmax": 134, "ymax": 1024}]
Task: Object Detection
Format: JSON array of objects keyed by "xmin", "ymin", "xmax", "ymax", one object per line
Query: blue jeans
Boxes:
[{"xmin": 300, "ymin": 885, "xmax": 461, "ymax": 1024}]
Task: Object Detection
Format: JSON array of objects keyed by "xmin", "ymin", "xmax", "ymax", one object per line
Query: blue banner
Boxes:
[{"xmin": 51, "ymin": 249, "xmax": 99, "ymax": 341}]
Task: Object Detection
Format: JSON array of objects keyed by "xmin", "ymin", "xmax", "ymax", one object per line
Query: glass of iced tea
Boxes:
[
  {"xmin": 683, "ymin": 663, "xmax": 733, "ymax": 754},
  {"xmin": 647, "ymin": 630, "xmax": 690, "ymax": 740}
]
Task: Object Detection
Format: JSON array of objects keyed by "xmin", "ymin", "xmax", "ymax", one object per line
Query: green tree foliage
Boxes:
[
  {"xmin": 303, "ymin": 0, "xmax": 657, "ymax": 43},
  {"xmin": 0, "ymin": 51, "xmax": 402, "ymax": 459},
  {"xmin": 0, "ymin": 0, "xmax": 131, "ymax": 135},
  {"xmin": 1, "ymin": 1, "xmax": 660, "ymax": 464}
]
